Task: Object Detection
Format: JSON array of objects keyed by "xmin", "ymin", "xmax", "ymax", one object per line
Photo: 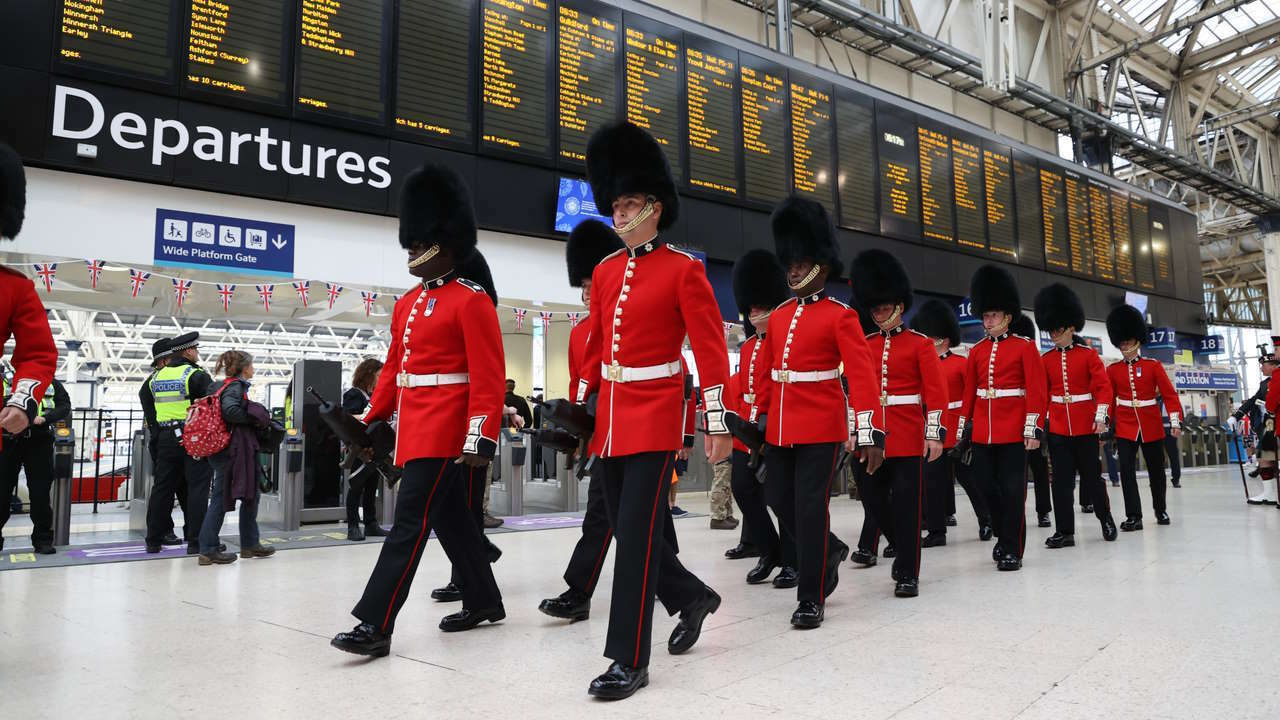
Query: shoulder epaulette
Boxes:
[
  {"xmin": 826, "ymin": 297, "xmax": 851, "ymax": 309},
  {"xmin": 456, "ymin": 278, "xmax": 485, "ymax": 293},
  {"xmin": 664, "ymin": 245, "xmax": 698, "ymax": 261}
]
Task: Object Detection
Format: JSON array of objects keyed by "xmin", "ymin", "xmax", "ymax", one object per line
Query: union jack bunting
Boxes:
[
  {"xmin": 172, "ymin": 278, "xmax": 191, "ymax": 309},
  {"xmin": 33, "ymin": 263, "xmax": 56, "ymax": 292},
  {"xmin": 257, "ymin": 284, "xmax": 274, "ymax": 312},
  {"xmin": 326, "ymin": 283, "xmax": 343, "ymax": 310},
  {"xmin": 513, "ymin": 307, "xmax": 527, "ymax": 331},
  {"xmin": 85, "ymin": 260, "xmax": 104, "ymax": 289},
  {"xmin": 216, "ymin": 284, "xmax": 236, "ymax": 312},
  {"xmin": 539, "ymin": 311, "xmax": 554, "ymax": 328},
  {"xmin": 129, "ymin": 269, "xmax": 151, "ymax": 298},
  {"xmin": 360, "ymin": 291, "xmax": 377, "ymax": 316},
  {"xmin": 292, "ymin": 280, "xmax": 310, "ymax": 308},
  {"xmin": 567, "ymin": 311, "xmax": 583, "ymax": 328}
]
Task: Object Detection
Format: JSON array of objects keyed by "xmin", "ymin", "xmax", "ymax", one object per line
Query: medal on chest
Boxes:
[{"xmin": 423, "ymin": 297, "xmax": 437, "ymax": 318}]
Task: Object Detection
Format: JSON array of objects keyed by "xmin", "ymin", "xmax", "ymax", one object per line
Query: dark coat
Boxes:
[{"xmin": 218, "ymin": 378, "xmax": 269, "ymax": 511}]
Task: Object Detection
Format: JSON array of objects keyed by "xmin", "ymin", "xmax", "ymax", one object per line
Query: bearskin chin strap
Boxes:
[
  {"xmin": 407, "ymin": 244, "xmax": 440, "ymax": 269},
  {"xmin": 614, "ymin": 200, "xmax": 655, "ymax": 235},
  {"xmin": 789, "ymin": 264, "xmax": 821, "ymax": 291},
  {"xmin": 875, "ymin": 305, "xmax": 904, "ymax": 331}
]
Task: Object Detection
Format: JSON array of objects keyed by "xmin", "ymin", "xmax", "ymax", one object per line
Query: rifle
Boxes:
[
  {"xmin": 309, "ymin": 387, "xmax": 403, "ymax": 487},
  {"xmin": 724, "ymin": 411, "xmax": 768, "ymax": 479},
  {"xmin": 524, "ymin": 395, "xmax": 598, "ymax": 479}
]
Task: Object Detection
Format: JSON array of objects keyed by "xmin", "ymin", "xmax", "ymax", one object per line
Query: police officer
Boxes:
[
  {"xmin": 1233, "ymin": 346, "xmax": 1276, "ymax": 505},
  {"xmin": 957, "ymin": 266, "xmax": 1047, "ymax": 572},
  {"xmin": 139, "ymin": 338, "xmax": 185, "ymax": 547},
  {"xmin": 1033, "ymin": 283, "xmax": 1117, "ymax": 547},
  {"xmin": 0, "ymin": 376, "xmax": 69, "ymax": 553},
  {"xmin": 1009, "ymin": 314, "xmax": 1053, "ymax": 528},
  {"xmin": 1105, "ymin": 304, "xmax": 1182, "ymax": 530},
  {"xmin": 144, "ymin": 332, "xmax": 214, "ymax": 554},
  {"xmin": 850, "ymin": 250, "xmax": 947, "ymax": 598}
]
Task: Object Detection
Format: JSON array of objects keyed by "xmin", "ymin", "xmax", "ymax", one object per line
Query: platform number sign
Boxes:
[
  {"xmin": 956, "ymin": 297, "xmax": 979, "ymax": 325},
  {"xmin": 1146, "ymin": 327, "xmax": 1175, "ymax": 349},
  {"xmin": 1197, "ymin": 335, "xmax": 1224, "ymax": 355}
]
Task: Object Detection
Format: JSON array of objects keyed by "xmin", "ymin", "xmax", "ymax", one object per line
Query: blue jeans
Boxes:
[{"xmin": 199, "ymin": 454, "xmax": 260, "ymax": 553}]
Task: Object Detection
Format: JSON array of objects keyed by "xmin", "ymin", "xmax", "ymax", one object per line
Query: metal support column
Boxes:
[
  {"xmin": 776, "ymin": 0, "xmax": 792, "ymax": 55},
  {"xmin": 1262, "ymin": 231, "xmax": 1280, "ymax": 339}
]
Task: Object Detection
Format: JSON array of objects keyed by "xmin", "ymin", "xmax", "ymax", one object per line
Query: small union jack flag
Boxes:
[
  {"xmin": 327, "ymin": 283, "xmax": 343, "ymax": 310},
  {"xmin": 216, "ymin": 283, "xmax": 236, "ymax": 312},
  {"xmin": 361, "ymin": 291, "xmax": 378, "ymax": 316},
  {"xmin": 172, "ymin": 278, "xmax": 192, "ymax": 309},
  {"xmin": 33, "ymin": 263, "xmax": 56, "ymax": 292},
  {"xmin": 539, "ymin": 311, "xmax": 554, "ymax": 328},
  {"xmin": 291, "ymin": 280, "xmax": 310, "ymax": 308},
  {"xmin": 513, "ymin": 307, "xmax": 527, "ymax": 331},
  {"xmin": 85, "ymin": 260, "xmax": 104, "ymax": 289},
  {"xmin": 568, "ymin": 311, "xmax": 583, "ymax": 328},
  {"xmin": 129, "ymin": 269, "xmax": 151, "ymax": 298},
  {"xmin": 257, "ymin": 284, "xmax": 274, "ymax": 312}
]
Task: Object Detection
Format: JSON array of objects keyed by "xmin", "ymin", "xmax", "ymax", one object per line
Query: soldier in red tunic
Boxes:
[
  {"xmin": 753, "ymin": 197, "xmax": 881, "ymax": 627},
  {"xmin": 849, "ymin": 250, "xmax": 947, "ymax": 598},
  {"xmin": 1105, "ymin": 304, "xmax": 1182, "ymax": 530},
  {"xmin": 1009, "ymin": 314, "xmax": 1053, "ymax": 529},
  {"xmin": 1033, "ymin": 284, "xmax": 1118, "ymax": 546},
  {"xmin": 578, "ymin": 123, "xmax": 729, "ymax": 699},
  {"xmin": 911, "ymin": 299, "xmax": 993, "ymax": 544},
  {"xmin": 331, "ymin": 164, "xmax": 506, "ymax": 657},
  {"xmin": 957, "ymin": 266, "xmax": 1047, "ymax": 572}
]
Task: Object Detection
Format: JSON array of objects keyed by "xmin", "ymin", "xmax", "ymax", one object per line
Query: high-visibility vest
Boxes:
[
  {"xmin": 1, "ymin": 377, "xmax": 53, "ymax": 416},
  {"xmin": 284, "ymin": 391, "xmax": 294, "ymax": 430},
  {"xmin": 151, "ymin": 365, "xmax": 198, "ymax": 423}
]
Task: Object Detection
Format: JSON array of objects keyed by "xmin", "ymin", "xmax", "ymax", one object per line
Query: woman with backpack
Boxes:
[{"xmin": 196, "ymin": 350, "xmax": 278, "ymax": 565}]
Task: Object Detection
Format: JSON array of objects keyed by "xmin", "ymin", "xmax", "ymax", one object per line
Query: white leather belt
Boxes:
[
  {"xmin": 1051, "ymin": 393, "xmax": 1094, "ymax": 404},
  {"xmin": 880, "ymin": 393, "xmax": 921, "ymax": 406},
  {"xmin": 397, "ymin": 372, "xmax": 469, "ymax": 388},
  {"xmin": 743, "ymin": 393, "xmax": 756, "ymax": 404},
  {"xmin": 772, "ymin": 368, "xmax": 840, "ymax": 383},
  {"xmin": 977, "ymin": 387, "xmax": 1026, "ymax": 399},
  {"xmin": 1122, "ymin": 398, "xmax": 1157, "ymax": 408},
  {"xmin": 947, "ymin": 400, "xmax": 963, "ymax": 410},
  {"xmin": 602, "ymin": 360, "xmax": 681, "ymax": 383}
]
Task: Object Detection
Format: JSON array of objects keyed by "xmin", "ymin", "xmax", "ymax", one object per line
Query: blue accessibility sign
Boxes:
[{"xmin": 154, "ymin": 209, "xmax": 295, "ymax": 278}]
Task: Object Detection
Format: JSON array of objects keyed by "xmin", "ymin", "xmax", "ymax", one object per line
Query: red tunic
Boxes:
[
  {"xmin": 0, "ymin": 268, "xmax": 57, "ymax": 450},
  {"xmin": 1265, "ymin": 367, "xmax": 1280, "ymax": 416},
  {"xmin": 365, "ymin": 274, "xmax": 506, "ymax": 464},
  {"xmin": 1041, "ymin": 341, "xmax": 1112, "ymax": 437},
  {"xmin": 939, "ymin": 351, "xmax": 966, "ymax": 450},
  {"xmin": 752, "ymin": 292, "xmax": 879, "ymax": 447},
  {"xmin": 864, "ymin": 326, "xmax": 948, "ymax": 458},
  {"xmin": 1106, "ymin": 357, "xmax": 1180, "ymax": 442},
  {"xmin": 580, "ymin": 239, "xmax": 730, "ymax": 458},
  {"xmin": 568, "ymin": 318, "xmax": 591, "ymax": 402},
  {"xmin": 729, "ymin": 334, "xmax": 767, "ymax": 453},
  {"xmin": 959, "ymin": 332, "xmax": 1049, "ymax": 445}
]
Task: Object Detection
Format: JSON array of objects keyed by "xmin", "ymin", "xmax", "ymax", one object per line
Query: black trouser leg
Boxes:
[
  {"xmin": 346, "ymin": 462, "xmax": 372, "ymax": 525},
  {"xmin": 953, "ymin": 461, "xmax": 990, "ymax": 528},
  {"xmin": 146, "ymin": 430, "xmax": 185, "ymax": 546},
  {"xmin": 1029, "ymin": 449, "xmax": 1051, "ymax": 516},
  {"xmin": 600, "ymin": 451, "xmax": 702, "ymax": 669},
  {"xmin": 1163, "ymin": 434, "xmax": 1181, "ymax": 482},
  {"xmin": 944, "ymin": 462, "xmax": 957, "ymax": 517},
  {"xmin": 974, "ymin": 443, "xmax": 1027, "ymax": 556},
  {"xmin": 1117, "ymin": 438, "xmax": 1143, "ymax": 519},
  {"xmin": 767, "ymin": 443, "xmax": 845, "ymax": 605},
  {"xmin": 1141, "ymin": 439, "xmax": 1168, "ymax": 513},
  {"xmin": 0, "ymin": 440, "xmax": 23, "ymax": 537},
  {"xmin": 865, "ymin": 457, "xmax": 923, "ymax": 581},
  {"xmin": 855, "ymin": 462, "xmax": 882, "ymax": 551},
  {"xmin": 1073, "ymin": 435, "xmax": 1110, "ymax": 521},
  {"xmin": 858, "ymin": 461, "xmax": 893, "ymax": 548},
  {"xmin": 363, "ymin": 472, "xmax": 380, "ymax": 524},
  {"xmin": 19, "ymin": 433, "xmax": 55, "ymax": 546},
  {"xmin": 184, "ymin": 454, "xmax": 211, "ymax": 546},
  {"xmin": 970, "ymin": 445, "xmax": 1004, "ymax": 540},
  {"xmin": 1079, "ymin": 460, "xmax": 1094, "ymax": 508},
  {"xmin": 730, "ymin": 449, "xmax": 778, "ymax": 557},
  {"xmin": 563, "ymin": 469, "xmax": 614, "ymax": 596},
  {"xmin": 451, "ymin": 464, "xmax": 496, "ymax": 587},
  {"xmin": 1047, "ymin": 434, "xmax": 1077, "ymax": 535},
  {"xmin": 923, "ymin": 454, "xmax": 953, "ymax": 535}
]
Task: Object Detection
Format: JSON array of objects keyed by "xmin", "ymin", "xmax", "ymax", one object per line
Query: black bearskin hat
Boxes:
[
  {"xmin": 398, "ymin": 164, "xmax": 477, "ymax": 256},
  {"xmin": 457, "ymin": 249, "xmax": 498, "ymax": 306},
  {"xmin": 771, "ymin": 196, "xmax": 843, "ymax": 280},
  {"xmin": 1033, "ymin": 283, "xmax": 1085, "ymax": 335},
  {"xmin": 1106, "ymin": 304, "xmax": 1147, "ymax": 347},
  {"xmin": 909, "ymin": 299, "xmax": 960, "ymax": 347},
  {"xmin": 969, "ymin": 264, "xmax": 1020, "ymax": 316},
  {"xmin": 732, "ymin": 249, "xmax": 790, "ymax": 319},
  {"xmin": 850, "ymin": 248, "xmax": 912, "ymax": 313},
  {"xmin": 1, "ymin": 143, "xmax": 25, "ymax": 240},
  {"xmin": 566, "ymin": 219, "xmax": 623, "ymax": 287},
  {"xmin": 1009, "ymin": 313, "xmax": 1036, "ymax": 340},
  {"xmin": 585, "ymin": 122, "xmax": 679, "ymax": 231}
]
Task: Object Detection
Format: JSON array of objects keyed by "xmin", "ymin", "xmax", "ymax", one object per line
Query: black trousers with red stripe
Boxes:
[
  {"xmin": 1117, "ymin": 437, "xmax": 1167, "ymax": 519},
  {"xmin": 599, "ymin": 451, "xmax": 705, "ymax": 669},
  {"xmin": 353, "ymin": 458, "xmax": 501, "ymax": 634},
  {"xmin": 955, "ymin": 460, "xmax": 992, "ymax": 530},
  {"xmin": 971, "ymin": 442, "xmax": 1027, "ymax": 559},
  {"xmin": 1047, "ymin": 433, "xmax": 1110, "ymax": 535},
  {"xmin": 765, "ymin": 442, "xmax": 848, "ymax": 605},
  {"xmin": 562, "ymin": 467, "xmax": 613, "ymax": 596},
  {"xmin": 924, "ymin": 454, "xmax": 955, "ymax": 535},
  {"xmin": 449, "ymin": 465, "xmax": 501, "ymax": 587},
  {"xmin": 861, "ymin": 456, "xmax": 924, "ymax": 582},
  {"xmin": 1029, "ymin": 447, "xmax": 1051, "ymax": 516},
  {"xmin": 730, "ymin": 449, "xmax": 796, "ymax": 566}
]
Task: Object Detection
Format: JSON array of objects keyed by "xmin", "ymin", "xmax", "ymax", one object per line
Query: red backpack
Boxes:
[{"xmin": 181, "ymin": 379, "xmax": 234, "ymax": 459}]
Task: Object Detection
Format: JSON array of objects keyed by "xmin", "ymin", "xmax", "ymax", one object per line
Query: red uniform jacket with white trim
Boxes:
[
  {"xmin": 729, "ymin": 333, "xmax": 767, "ymax": 453},
  {"xmin": 959, "ymin": 332, "xmax": 1049, "ymax": 445},
  {"xmin": 580, "ymin": 239, "xmax": 730, "ymax": 458},
  {"xmin": 939, "ymin": 351, "xmax": 966, "ymax": 450},
  {"xmin": 1041, "ymin": 341, "xmax": 1112, "ymax": 437},
  {"xmin": 1106, "ymin": 356, "xmax": 1180, "ymax": 442},
  {"xmin": 0, "ymin": 268, "xmax": 57, "ymax": 451},
  {"xmin": 1264, "ymin": 367, "xmax": 1280, "ymax": 416},
  {"xmin": 751, "ymin": 292, "xmax": 880, "ymax": 447},
  {"xmin": 865, "ymin": 326, "xmax": 948, "ymax": 458},
  {"xmin": 365, "ymin": 273, "xmax": 506, "ymax": 465},
  {"xmin": 568, "ymin": 318, "xmax": 590, "ymax": 401}
]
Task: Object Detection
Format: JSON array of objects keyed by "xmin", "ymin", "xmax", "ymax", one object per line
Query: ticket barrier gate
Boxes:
[
  {"xmin": 258, "ymin": 429, "xmax": 306, "ymax": 530},
  {"xmin": 1203, "ymin": 425, "xmax": 1224, "ymax": 465},
  {"xmin": 51, "ymin": 426, "xmax": 75, "ymax": 546},
  {"xmin": 128, "ymin": 430, "xmax": 152, "ymax": 533},
  {"xmin": 489, "ymin": 429, "xmax": 526, "ymax": 516},
  {"xmin": 1186, "ymin": 419, "xmax": 1207, "ymax": 467}
]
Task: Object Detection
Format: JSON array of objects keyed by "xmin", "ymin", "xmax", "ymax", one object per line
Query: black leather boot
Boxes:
[
  {"xmin": 894, "ymin": 578, "xmax": 919, "ymax": 597},
  {"xmin": 823, "ymin": 541, "xmax": 849, "ymax": 598},
  {"xmin": 588, "ymin": 662, "xmax": 649, "ymax": 700},
  {"xmin": 1120, "ymin": 517, "xmax": 1143, "ymax": 532},
  {"xmin": 430, "ymin": 582, "xmax": 463, "ymax": 602},
  {"xmin": 790, "ymin": 600, "xmax": 824, "ymax": 629},
  {"xmin": 850, "ymin": 549, "xmax": 877, "ymax": 567},
  {"xmin": 1100, "ymin": 514, "xmax": 1118, "ymax": 541},
  {"xmin": 882, "ymin": 544, "xmax": 896, "ymax": 558},
  {"xmin": 364, "ymin": 523, "xmax": 389, "ymax": 537},
  {"xmin": 668, "ymin": 586, "xmax": 720, "ymax": 655},
  {"xmin": 347, "ymin": 523, "xmax": 365, "ymax": 542},
  {"xmin": 997, "ymin": 553, "xmax": 1022, "ymax": 571},
  {"xmin": 331, "ymin": 623, "xmax": 391, "ymax": 657},
  {"xmin": 746, "ymin": 555, "xmax": 779, "ymax": 584},
  {"xmin": 724, "ymin": 542, "xmax": 759, "ymax": 560},
  {"xmin": 772, "ymin": 566, "xmax": 798, "ymax": 588},
  {"xmin": 1044, "ymin": 532, "xmax": 1074, "ymax": 549},
  {"xmin": 978, "ymin": 523, "xmax": 994, "ymax": 541},
  {"xmin": 1037, "ymin": 513, "xmax": 1052, "ymax": 528},
  {"xmin": 922, "ymin": 533, "xmax": 946, "ymax": 548},
  {"xmin": 539, "ymin": 589, "xmax": 591, "ymax": 621},
  {"xmin": 439, "ymin": 605, "xmax": 505, "ymax": 632},
  {"xmin": 1156, "ymin": 511, "xmax": 1171, "ymax": 525}
]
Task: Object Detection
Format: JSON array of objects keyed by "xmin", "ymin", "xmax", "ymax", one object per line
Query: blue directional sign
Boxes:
[{"xmin": 154, "ymin": 209, "xmax": 295, "ymax": 278}]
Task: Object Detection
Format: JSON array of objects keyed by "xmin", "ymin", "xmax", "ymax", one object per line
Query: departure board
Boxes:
[
  {"xmin": 1040, "ymin": 168, "xmax": 1070, "ymax": 271},
  {"xmin": 876, "ymin": 104, "xmax": 919, "ymax": 240},
  {"xmin": 556, "ymin": 2, "xmax": 619, "ymax": 163},
  {"xmin": 685, "ymin": 41, "xmax": 738, "ymax": 196},
  {"xmin": 295, "ymin": 0, "xmax": 388, "ymax": 123},
  {"xmin": 1087, "ymin": 179, "xmax": 1115, "ymax": 282},
  {"xmin": 1012, "ymin": 151, "xmax": 1045, "ymax": 269},
  {"xmin": 739, "ymin": 54, "xmax": 788, "ymax": 204},
  {"xmin": 951, "ymin": 132, "xmax": 985, "ymax": 251},
  {"xmin": 984, "ymin": 142, "xmax": 1016, "ymax": 261},
  {"xmin": 1063, "ymin": 170, "xmax": 1093, "ymax": 277},
  {"xmin": 1110, "ymin": 188, "xmax": 1135, "ymax": 286},
  {"xmin": 624, "ymin": 18, "xmax": 682, "ymax": 181},
  {"xmin": 789, "ymin": 75, "xmax": 835, "ymax": 212},
  {"xmin": 836, "ymin": 90, "xmax": 877, "ymax": 232},
  {"xmin": 1130, "ymin": 197, "xmax": 1156, "ymax": 291},
  {"xmin": 185, "ymin": 0, "xmax": 291, "ymax": 105},
  {"xmin": 1149, "ymin": 205, "xmax": 1175, "ymax": 294},
  {"xmin": 916, "ymin": 120, "xmax": 953, "ymax": 244},
  {"xmin": 395, "ymin": 0, "xmax": 476, "ymax": 146},
  {"xmin": 480, "ymin": 0, "xmax": 552, "ymax": 158},
  {"xmin": 57, "ymin": 0, "xmax": 175, "ymax": 83}
]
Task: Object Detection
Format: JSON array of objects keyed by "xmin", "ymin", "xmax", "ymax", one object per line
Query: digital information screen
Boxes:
[
  {"xmin": 556, "ymin": 2, "xmax": 619, "ymax": 162},
  {"xmin": 58, "ymin": 0, "xmax": 174, "ymax": 82},
  {"xmin": 624, "ymin": 20, "xmax": 682, "ymax": 181},
  {"xmin": 917, "ymin": 120, "xmax": 953, "ymax": 244},
  {"xmin": 983, "ymin": 142, "xmax": 1016, "ymax": 261},
  {"xmin": 1111, "ymin": 189, "xmax": 1136, "ymax": 287},
  {"xmin": 1063, "ymin": 170, "xmax": 1094, "ymax": 278},
  {"xmin": 951, "ymin": 133, "xmax": 985, "ymax": 251},
  {"xmin": 1149, "ymin": 205, "xmax": 1175, "ymax": 295},
  {"xmin": 395, "ymin": 0, "xmax": 476, "ymax": 145},
  {"xmin": 1012, "ymin": 152, "xmax": 1045, "ymax": 269},
  {"xmin": 295, "ymin": 0, "xmax": 387, "ymax": 123},
  {"xmin": 1040, "ymin": 168, "xmax": 1070, "ymax": 271},
  {"xmin": 1130, "ymin": 197, "xmax": 1156, "ymax": 291},
  {"xmin": 739, "ymin": 55, "xmax": 788, "ymax": 204},
  {"xmin": 836, "ymin": 91, "xmax": 877, "ymax": 232},
  {"xmin": 1087, "ymin": 179, "xmax": 1115, "ymax": 282},
  {"xmin": 789, "ymin": 76, "xmax": 835, "ymax": 212},
  {"xmin": 480, "ymin": 0, "xmax": 551, "ymax": 157},
  {"xmin": 185, "ymin": 0, "xmax": 290, "ymax": 105},
  {"xmin": 876, "ymin": 104, "xmax": 920, "ymax": 240},
  {"xmin": 685, "ymin": 42, "xmax": 738, "ymax": 196}
]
